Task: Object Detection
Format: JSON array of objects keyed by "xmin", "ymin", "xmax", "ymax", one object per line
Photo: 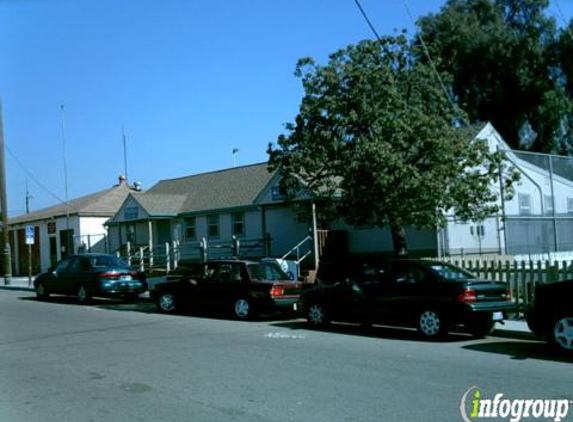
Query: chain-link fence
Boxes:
[{"xmin": 503, "ymin": 150, "xmax": 573, "ymax": 255}]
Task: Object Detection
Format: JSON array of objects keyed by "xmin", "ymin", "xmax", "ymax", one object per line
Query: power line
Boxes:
[
  {"xmin": 5, "ymin": 144, "xmax": 66, "ymax": 204},
  {"xmin": 353, "ymin": 0, "xmax": 383, "ymax": 43},
  {"xmin": 400, "ymin": 0, "xmax": 469, "ymax": 127},
  {"xmin": 554, "ymin": 0, "xmax": 573, "ymax": 44}
]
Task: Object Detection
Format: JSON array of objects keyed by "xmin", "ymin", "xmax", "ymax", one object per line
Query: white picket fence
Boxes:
[{"xmin": 435, "ymin": 256, "xmax": 573, "ymax": 315}]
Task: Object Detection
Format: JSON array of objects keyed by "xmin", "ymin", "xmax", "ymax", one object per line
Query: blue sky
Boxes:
[{"xmin": 2, "ymin": 0, "xmax": 573, "ymax": 216}]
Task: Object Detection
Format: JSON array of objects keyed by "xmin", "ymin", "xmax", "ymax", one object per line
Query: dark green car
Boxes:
[{"xmin": 34, "ymin": 253, "xmax": 147, "ymax": 303}]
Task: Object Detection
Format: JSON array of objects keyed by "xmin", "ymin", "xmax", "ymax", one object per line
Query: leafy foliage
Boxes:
[
  {"xmin": 415, "ymin": 0, "xmax": 573, "ymax": 154},
  {"xmin": 268, "ymin": 36, "xmax": 519, "ymax": 255}
]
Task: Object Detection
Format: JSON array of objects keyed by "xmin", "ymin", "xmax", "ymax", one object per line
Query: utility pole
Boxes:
[
  {"xmin": 25, "ymin": 179, "xmax": 33, "ymax": 214},
  {"xmin": 122, "ymin": 127, "xmax": 129, "ymax": 184},
  {"xmin": 0, "ymin": 98, "xmax": 12, "ymax": 285},
  {"xmin": 60, "ymin": 105, "xmax": 71, "ymax": 256}
]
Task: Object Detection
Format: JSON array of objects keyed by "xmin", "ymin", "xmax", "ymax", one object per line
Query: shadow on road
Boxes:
[{"xmin": 462, "ymin": 340, "xmax": 573, "ymax": 363}]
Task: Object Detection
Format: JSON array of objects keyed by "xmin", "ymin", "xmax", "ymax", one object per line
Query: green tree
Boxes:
[
  {"xmin": 416, "ymin": 0, "xmax": 571, "ymax": 153},
  {"xmin": 268, "ymin": 37, "xmax": 518, "ymax": 256}
]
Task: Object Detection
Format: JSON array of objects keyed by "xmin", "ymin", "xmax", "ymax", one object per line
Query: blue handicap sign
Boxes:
[{"xmin": 25, "ymin": 226, "xmax": 35, "ymax": 245}]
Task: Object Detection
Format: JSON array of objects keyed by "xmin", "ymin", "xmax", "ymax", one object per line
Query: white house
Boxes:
[{"xmin": 7, "ymin": 176, "xmax": 141, "ymax": 275}]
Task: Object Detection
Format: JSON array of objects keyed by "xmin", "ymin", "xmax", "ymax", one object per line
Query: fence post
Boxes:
[
  {"xmin": 139, "ymin": 247, "xmax": 144, "ymax": 272},
  {"xmin": 165, "ymin": 242, "xmax": 171, "ymax": 273},
  {"xmin": 127, "ymin": 241, "xmax": 132, "ymax": 266},
  {"xmin": 173, "ymin": 240, "xmax": 179, "ymax": 270}
]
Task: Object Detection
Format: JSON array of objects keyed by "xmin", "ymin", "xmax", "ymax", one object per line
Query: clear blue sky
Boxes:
[{"xmin": 2, "ymin": 0, "xmax": 573, "ymax": 216}]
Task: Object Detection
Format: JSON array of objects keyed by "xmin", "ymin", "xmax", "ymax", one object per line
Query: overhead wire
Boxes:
[
  {"xmin": 5, "ymin": 144, "xmax": 66, "ymax": 205},
  {"xmin": 351, "ymin": 0, "xmax": 469, "ymax": 127}
]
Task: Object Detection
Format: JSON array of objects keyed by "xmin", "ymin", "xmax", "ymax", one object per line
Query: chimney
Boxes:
[{"xmin": 118, "ymin": 175, "xmax": 127, "ymax": 185}]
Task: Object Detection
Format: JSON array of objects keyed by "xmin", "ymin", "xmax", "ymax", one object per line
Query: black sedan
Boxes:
[
  {"xmin": 527, "ymin": 279, "xmax": 573, "ymax": 353},
  {"xmin": 297, "ymin": 259, "xmax": 515, "ymax": 339},
  {"xmin": 151, "ymin": 259, "xmax": 302, "ymax": 319},
  {"xmin": 34, "ymin": 254, "xmax": 147, "ymax": 303}
]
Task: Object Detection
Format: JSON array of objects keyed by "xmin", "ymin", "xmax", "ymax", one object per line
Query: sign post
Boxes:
[{"xmin": 25, "ymin": 226, "xmax": 34, "ymax": 286}]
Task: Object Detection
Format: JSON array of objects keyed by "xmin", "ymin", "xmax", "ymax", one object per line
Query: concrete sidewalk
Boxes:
[{"xmin": 0, "ymin": 276, "xmax": 533, "ymax": 339}]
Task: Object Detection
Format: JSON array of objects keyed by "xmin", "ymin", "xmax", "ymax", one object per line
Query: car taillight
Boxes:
[
  {"xmin": 504, "ymin": 289, "xmax": 512, "ymax": 302},
  {"xmin": 458, "ymin": 289, "xmax": 477, "ymax": 303},
  {"xmin": 270, "ymin": 286, "xmax": 284, "ymax": 297},
  {"xmin": 98, "ymin": 272, "xmax": 119, "ymax": 279}
]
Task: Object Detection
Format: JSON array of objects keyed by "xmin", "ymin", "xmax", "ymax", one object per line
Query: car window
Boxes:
[
  {"xmin": 89, "ymin": 256, "xmax": 115, "ymax": 268},
  {"xmin": 69, "ymin": 257, "xmax": 88, "ymax": 272},
  {"xmin": 247, "ymin": 263, "xmax": 289, "ymax": 281},
  {"xmin": 391, "ymin": 264, "xmax": 428, "ymax": 284},
  {"xmin": 213, "ymin": 264, "xmax": 234, "ymax": 283},
  {"xmin": 54, "ymin": 258, "xmax": 71, "ymax": 272},
  {"xmin": 429, "ymin": 263, "xmax": 476, "ymax": 280}
]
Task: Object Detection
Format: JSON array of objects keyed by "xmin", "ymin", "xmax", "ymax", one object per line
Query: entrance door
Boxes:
[
  {"xmin": 49, "ymin": 237, "xmax": 58, "ymax": 267},
  {"xmin": 59, "ymin": 229, "xmax": 74, "ymax": 258}
]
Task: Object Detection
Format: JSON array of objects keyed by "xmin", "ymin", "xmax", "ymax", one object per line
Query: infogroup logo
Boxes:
[{"xmin": 460, "ymin": 387, "xmax": 571, "ymax": 422}]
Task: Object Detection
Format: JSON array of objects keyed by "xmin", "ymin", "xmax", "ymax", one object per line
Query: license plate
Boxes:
[
  {"xmin": 119, "ymin": 275, "xmax": 132, "ymax": 281},
  {"xmin": 493, "ymin": 311, "xmax": 503, "ymax": 321}
]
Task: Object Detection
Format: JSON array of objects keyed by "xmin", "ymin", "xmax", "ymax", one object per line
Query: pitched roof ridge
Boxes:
[{"xmin": 157, "ymin": 161, "xmax": 269, "ymax": 183}]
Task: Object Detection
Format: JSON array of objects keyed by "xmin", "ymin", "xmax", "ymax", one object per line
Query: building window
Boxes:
[
  {"xmin": 232, "ymin": 212, "xmax": 245, "ymax": 237},
  {"xmin": 185, "ymin": 217, "xmax": 196, "ymax": 240},
  {"xmin": 568, "ymin": 198, "xmax": 573, "ymax": 215},
  {"xmin": 544, "ymin": 195, "xmax": 554, "ymax": 216},
  {"xmin": 208, "ymin": 215, "xmax": 219, "ymax": 238},
  {"xmin": 518, "ymin": 193, "xmax": 532, "ymax": 216}
]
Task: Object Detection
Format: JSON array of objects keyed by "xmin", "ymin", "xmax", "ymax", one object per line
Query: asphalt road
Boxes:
[{"xmin": 0, "ymin": 290, "xmax": 571, "ymax": 422}]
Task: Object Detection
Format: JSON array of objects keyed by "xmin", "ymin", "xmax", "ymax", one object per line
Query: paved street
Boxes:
[{"xmin": 0, "ymin": 290, "xmax": 571, "ymax": 422}]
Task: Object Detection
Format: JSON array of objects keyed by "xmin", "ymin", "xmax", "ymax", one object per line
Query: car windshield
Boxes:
[
  {"xmin": 247, "ymin": 263, "xmax": 289, "ymax": 281},
  {"xmin": 429, "ymin": 263, "xmax": 477, "ymax": 280},
  {"xmin": 88, "ymin": 255, "xmax": 127, "ymax": 268}
]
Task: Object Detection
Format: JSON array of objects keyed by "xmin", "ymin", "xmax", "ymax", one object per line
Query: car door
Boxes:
[
  {"xmin": 45, "ymin": 257, "xmax": 73, "ymax": 294},
  {"xmin": 210, "ymin": 263, "xmax": 248, "ymax": 307},
  {"xmin": 361, "ymin": 261, "xmax": 435, "ymax": 325}
]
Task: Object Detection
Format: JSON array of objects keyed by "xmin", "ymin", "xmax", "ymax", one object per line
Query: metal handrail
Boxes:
[{"xmin": 280, "ymin": 235, "xmax": 312, "ymax": 261}]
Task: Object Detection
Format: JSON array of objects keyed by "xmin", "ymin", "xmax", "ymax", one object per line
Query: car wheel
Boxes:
[
  {"xmin": 77, "ymin": 285, "xmax": 91, "ymax": 304},
  {"xmin": 35, "ymin": 282, "xmax": 49, "ymax": 300},
  {"xmin": 550, "ymin": 316, "xmax": 573, "ymax": 353},
  {"xmin": 467, "ymin": 320, "xmax": 496, "ymax": 339},
  {"xmin": 234, "ymin": 298, "xmax": 255, "ymax": 320},
  {"xmin": 306, "ymin": 302, "xmax": 329, "ymax": 328},
  {"xmin": 418, "ymin": 310, "xmax": 447, "ymax": 340},
  {"xmin": 157, "ymin": 292, "xmax": 177, "ymax": 313}
]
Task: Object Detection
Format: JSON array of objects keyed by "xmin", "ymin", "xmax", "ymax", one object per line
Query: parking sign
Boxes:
[{"xmin": 25, "ymin": 226, "xmax": 35, "ymax": 245}]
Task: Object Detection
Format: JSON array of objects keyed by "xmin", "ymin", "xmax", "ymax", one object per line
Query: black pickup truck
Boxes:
[{"xmin": 150, "ymin": 259, "xmax": 302, "ymax": 319}]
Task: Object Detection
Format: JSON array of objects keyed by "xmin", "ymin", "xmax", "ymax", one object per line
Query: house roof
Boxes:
[
  {"xmin": 135, "ymin": 162, "xmax": 276, "ymax": 216},
  {"xmin": 10, "ymin": 182, "xmax": 140, "ymax": 225}
]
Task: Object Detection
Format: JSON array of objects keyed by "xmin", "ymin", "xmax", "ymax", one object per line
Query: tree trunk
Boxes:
[{"xmin": 390, "ymin": 225, "xmax": 409, "ymax": 258}]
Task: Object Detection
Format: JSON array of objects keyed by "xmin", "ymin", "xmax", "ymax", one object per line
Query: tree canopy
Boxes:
[
  {"xmin": 415, "ymin": 0, "xmax": 573, "ymax": 154},
  {"xmin": 268, "ymin": 36, "xmax": 518, "ymax": 255}
]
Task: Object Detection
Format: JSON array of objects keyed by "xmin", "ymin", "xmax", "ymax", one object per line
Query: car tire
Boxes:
[
  {"xmin": 306, "ymin": 302, "xmax": 329, "ymax": 328},
  {"xmin": 233, "ymin": 298, "xmax": 255, "ymax": 320},
  {"xmin": 418, "ymin": 310, "xmax": 448, "ymax": 340},
  {"xmin": 157, "ymin": 292, "xmax": 177, "ymax": 313},
  {"xmin": 467, "ymin": 320, "xmax": 496, "ymax": 339},
  {"xmin": 549, "ymin": 315, "xmax": 573, "ymax": 353},
  {"xmin": 77, "ymin": 285, "xmax": 91, "ymax": 304},
  {"xmin": 35, "ymin": 282, "xmax": 50, "ymax": 300}
]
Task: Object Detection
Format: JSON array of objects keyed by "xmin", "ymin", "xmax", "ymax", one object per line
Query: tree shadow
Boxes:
[{"xmin": 462, "ymin": 340, "xmax": 573, "ymax": 364}]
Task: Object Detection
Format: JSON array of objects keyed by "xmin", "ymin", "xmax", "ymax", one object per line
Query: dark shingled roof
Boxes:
[
  {"xmin": 139, "ymin": 162, "xmax": 275, "ymax": 215},
  {"xmin": 10, "ymin": 183, "xmax": 139, "ymax": 225}
]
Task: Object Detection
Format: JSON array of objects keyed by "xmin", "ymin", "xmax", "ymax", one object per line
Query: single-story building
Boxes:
[{"xmin": 6, "ymin": 176, "xmax": 141, "ymax": 275}]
